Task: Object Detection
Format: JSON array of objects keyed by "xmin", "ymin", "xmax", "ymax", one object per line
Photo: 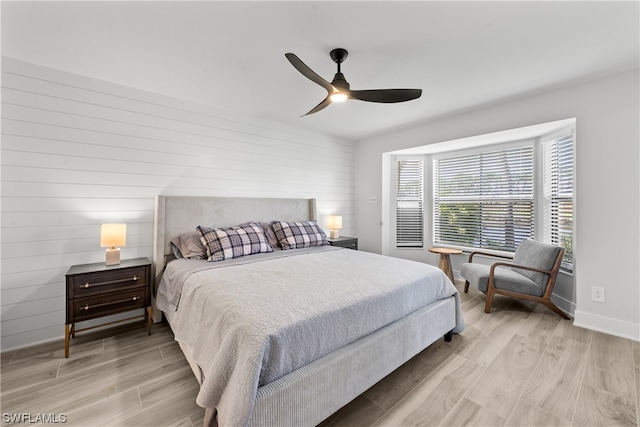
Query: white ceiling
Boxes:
[{"xmin": 2, "ymin": 1, "xmax": 639, "ymax": 141}]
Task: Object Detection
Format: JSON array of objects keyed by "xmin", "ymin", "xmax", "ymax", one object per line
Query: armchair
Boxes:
[{"xmin": 460, "ymin": 239, "xmax": 569, "ymax": 319}]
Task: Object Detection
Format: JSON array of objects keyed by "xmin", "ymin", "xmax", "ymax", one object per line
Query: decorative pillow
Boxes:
[
  {"xmin": 270, "ymin": 220, "xmax": 328, "ymax": 250},
  {"xmin": 170, "ymin": 231, "xmax": 207, "ymax": 259},
  {"xmin": 240, "ymin": 221, "xmax": 279, "ymax": 249},
  {"xmin": 196, "ymin": 223, "xmax": 273, "ymax": 262}
]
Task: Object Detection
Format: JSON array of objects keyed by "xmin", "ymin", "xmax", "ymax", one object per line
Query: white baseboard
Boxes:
[
  {"xmin": 573, "ymin": 310, "xmax": 640, "ymax": 342},
  {"xmin": 551, "ymin": 293, "xmax": 576, "ymax": 317}
]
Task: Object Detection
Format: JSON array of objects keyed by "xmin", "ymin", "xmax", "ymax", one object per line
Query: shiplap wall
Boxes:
[{"xmin": 1, "ymin": 57, "xmax": 355, "ymax": 351}]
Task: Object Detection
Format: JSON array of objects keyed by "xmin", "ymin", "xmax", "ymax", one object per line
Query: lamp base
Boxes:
[
  {"xmin": 105, "ymin": 248, "xmax": 121, "ymax": 265},
  {"xmin": 330, "ymin": 230, "xmax": 340, "ymax": 239}
]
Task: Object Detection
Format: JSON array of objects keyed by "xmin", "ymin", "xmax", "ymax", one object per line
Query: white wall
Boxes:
[
  {"xmin": 355, "ymin": 69, "xmax": 639, "ymax": 340},
  {"xmin": 0, "ymin": 57, "xmax": 355, "ymax": 351}
]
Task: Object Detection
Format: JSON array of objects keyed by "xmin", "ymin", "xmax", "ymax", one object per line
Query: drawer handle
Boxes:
[
  {"xmin": 81, "ymin": 296, "xmax": 142, "ymax": 311},
  {"xmin": 82, "ymin": 275, "xmax": 141, "ymax": 289}
]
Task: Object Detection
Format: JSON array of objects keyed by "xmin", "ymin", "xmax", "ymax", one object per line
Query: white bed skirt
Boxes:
[{"xmin": 166, "ymin": 296, "xmax": 456, "ymax": 427}]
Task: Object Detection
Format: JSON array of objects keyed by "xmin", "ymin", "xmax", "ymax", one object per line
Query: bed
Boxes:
[{"xmin": 152, "ymin": 195, "xmax": 464, "ymax": 427}]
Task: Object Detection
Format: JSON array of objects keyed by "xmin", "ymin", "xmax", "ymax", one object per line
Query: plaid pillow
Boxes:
[
  {"xmin": 196, "ymin": 223, "xmax": 273, "ymax": 262},
  {"xmin": 270, "ymin": 220, "xmax": 327, "ymax": 250}
]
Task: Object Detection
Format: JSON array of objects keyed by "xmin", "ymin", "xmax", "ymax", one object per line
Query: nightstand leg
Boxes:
[
  {"xmin": 147, "ymin": 306, "xmax": 153, "ymax": 335},
  {"xmin": 64, "ymin": 324, "xmax": 70, "ymax": 358}
]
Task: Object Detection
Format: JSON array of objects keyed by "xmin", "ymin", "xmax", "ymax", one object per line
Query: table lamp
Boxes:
[
  {"xmin": 101, "ymin": 223, "xmax": 126, "ymax": 265},
  {"xmin": 326, "ymin": 215, "xmax": 342, "ymax": 239}
]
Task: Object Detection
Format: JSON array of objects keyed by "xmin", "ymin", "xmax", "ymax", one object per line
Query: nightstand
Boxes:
[
  {"xmin": 65, "ymin": 257, "xmax": 152, "ymax": 358},
  {"xmin": 327, "ymin": 236, "xmax": 358, "ymax": 250}
]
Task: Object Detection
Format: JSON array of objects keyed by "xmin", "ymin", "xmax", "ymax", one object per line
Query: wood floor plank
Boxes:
[
  {"xmin": 102, "ymin": 322, "xmax": 174, "ymax": 352},
  {"xmin": 1, "ymin": 350, "xmax": 16, "ymax": 365},
  {"xmin": 371, "ymin": 354, "xmax": 483, "ymax": 427},
  {"xmin": 61, "ymin": 388, "xmax": 142, "ymax": 426},
  {"xmin": 399, "ymin": 357, "xmax": 484, "ymax": 426},
  {"xmin": 138, "ymin": 365, "xmax": 199, "ymax": 409},
  {"xmin": 505, "ymin": 400, "xmax": 571, "ymax": 427},
  {"xmin": 189, "ymin": 409, "xmax": 206, "ymax": 426},
  {"xmin": 119, "ymin": 387, "xmax": 204, "ymax": 427},
  {"xmin": 516, "ymin": 311, "xmax": 561, "ymax": 345},
  {"xmin": 465, "ymin": 334, "xmax": 547, "ymax": 419},
  {"xmin": 11, "ymin": 335, "xmax": 104, "ymax": 364},
  {"xmin": 573, "ymin": 383, "xmax": 638, "ymax": 426},
  {"xmin": 583, "ymin": 331, "xmax": 636, "ymax": 400},
  {"xmin": 1, "ymin": 347, "xmax": 164, "ymax": 414},
  {"xmin": 0, "ymin": 357, "xmax": 61, "ymax": 394},
  {"xmin": 554, "ymin": 317, "xmax": 593, "ymax": 344},
  {"xmin": 439, "ymin": 397, "xmax": 506, "ymax": 427},
  {"xmin": 318, "ymin": 395, "xmax": 385, "ymax": 427},
  {"xmin": 363, "ymin": 334, "xmax": 463, "ymax": 411},
  {"xmin": 159, "ymin": 340, "xmax": 187, "ymax": 361},
  {"xmin": 521, "ymin": 335, "xmax": 589, "ymax": 421},
  {"xmin": 455, "ymin": 309, "xmax": 528, "ymax": 367}
]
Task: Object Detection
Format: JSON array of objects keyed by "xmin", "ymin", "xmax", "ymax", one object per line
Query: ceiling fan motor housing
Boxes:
[{"xmin": 331, "ymin": 72, "xmax": 350, "ymax": 91}]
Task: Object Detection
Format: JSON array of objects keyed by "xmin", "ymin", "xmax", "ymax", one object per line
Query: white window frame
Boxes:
[
  {"xmin": 429, "ymin": 130, "xmax": 575, "ymax": 271},
  {"xmin": 432, "ymin": 139, "xmax": 535, "ymax": 254}
]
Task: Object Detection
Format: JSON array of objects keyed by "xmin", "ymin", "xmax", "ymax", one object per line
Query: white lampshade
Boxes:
[
  {"xmin": 327, "ymin": 215, "xmax": 342, "ymax": 239},
  {"xmin": 101, "ymin": 224, "xmax": 126, "ymax": 265},
  {"xmin": 326, "ymin": 216, "xmax": 342, "ymax": 230},
  {"xmin": 101, "ymin": 223, "xmax": 127, "ymax": 247}
]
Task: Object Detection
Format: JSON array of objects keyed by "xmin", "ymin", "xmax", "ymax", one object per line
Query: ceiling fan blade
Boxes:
[
  {"xmin": 302, "ymin": 96, "xmax": 332, "ymax": 116},
  {"xmin": 285, "ymin": 53, "xmax": 334, "ymax": 93},
  {"xmin": 349, "ymin": 89, "xmax": 422, "ymax": 103}
]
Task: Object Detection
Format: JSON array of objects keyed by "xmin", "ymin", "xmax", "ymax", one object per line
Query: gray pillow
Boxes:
[{"xmin": 170, "ymin": 231, "xmax": 207, "ymax": 259}]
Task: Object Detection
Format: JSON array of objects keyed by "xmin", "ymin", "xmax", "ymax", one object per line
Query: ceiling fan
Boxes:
[{"xmin": 285, "ymin": 48, "xmax": 422, "ymax": 116}]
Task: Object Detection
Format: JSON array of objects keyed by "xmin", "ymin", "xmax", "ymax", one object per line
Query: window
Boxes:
[
  {"xmin": 430, "ymin": 130, "xmax": 575, "ymax": 271},
  {"xmin": 542, "ymin": 134, "xmax": 574, "ymax": 271},
  {"xmin": 395, "ymin": 159, "xmax": 423, "ymax": 247},
  {"xmin": 433, "ymin": 145, "xmax": 535, "ymax": 252}
]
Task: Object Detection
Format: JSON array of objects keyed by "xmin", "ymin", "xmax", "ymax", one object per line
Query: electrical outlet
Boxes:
[
  {"xmin": 591, "ymin": 286, "xmax": 605, "ymax": 303},
  {"xmin": 369, "ymin": 196, "xmax": 378, "ymax": 204}
]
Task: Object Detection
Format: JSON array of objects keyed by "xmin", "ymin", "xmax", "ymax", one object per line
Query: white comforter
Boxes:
[{"xmin": 156, "ymin": 246, "xmax": 464, "ymax": 427}]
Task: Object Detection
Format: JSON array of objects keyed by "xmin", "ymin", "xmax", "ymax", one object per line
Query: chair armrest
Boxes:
[
  {"xmin": 489, "ymin": 262, "xmax": 553, "ymax": 277},
  {"xmin": 468, "ymin": 250, "xmax": 514, "ymax": 263}
]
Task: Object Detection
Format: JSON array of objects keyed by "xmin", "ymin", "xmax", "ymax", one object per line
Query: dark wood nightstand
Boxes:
[
  {"xmin": 327, "ymin": 236, "xmax": 358, "ymax": 250},
  {"xmin": 65, "ymin": 257, "xmax": 152, "ymax": 358}
]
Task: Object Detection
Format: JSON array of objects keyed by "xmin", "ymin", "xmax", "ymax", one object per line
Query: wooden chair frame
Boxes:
[{"xmin": 463, "ymin": 249, "xmax": 569, "ymax": 319}]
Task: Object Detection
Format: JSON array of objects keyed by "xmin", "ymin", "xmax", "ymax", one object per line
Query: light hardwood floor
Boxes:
[{"xmin": 1, "ymin": 280, "xmax": 638, "ymax": 427}]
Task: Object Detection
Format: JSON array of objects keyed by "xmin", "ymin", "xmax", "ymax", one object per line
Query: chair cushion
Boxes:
[
  {"xmin": 460, "ymin": 262, "xmax": 544, "ymax": 297},
  {"xmin": 512, "ymin": 240, "xmax": 562, "ymax": 286}
]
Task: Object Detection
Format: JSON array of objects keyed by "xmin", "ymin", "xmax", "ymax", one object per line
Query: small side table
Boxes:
[
  {"xmin": 65, "ymin": 257, "xmax": 152, "ymax": 358},
  {"xmin": 327, "ymin": 236, "xmax": 358, "ymax": 250},
  {"xmin": 429, "ymin": 247, "xmax": 462, "ymax": 283}
]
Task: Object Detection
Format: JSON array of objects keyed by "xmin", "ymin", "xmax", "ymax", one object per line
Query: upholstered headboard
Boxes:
[{"xmin": 152, "ymin": 195, "xmax": 317, "ymax": 289}]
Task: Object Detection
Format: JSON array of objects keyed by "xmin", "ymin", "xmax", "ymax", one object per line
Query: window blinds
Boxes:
[
  {"xmin": 543, "ymin": 134, "xmax": 574, "ymax": 271},
  {"xmin": 396, "ymin": 159, "xmax": 424, "ymax": 247},
  {"xmin": 433, "ymin": 146, "xmax": 534, "ymax": 252}
]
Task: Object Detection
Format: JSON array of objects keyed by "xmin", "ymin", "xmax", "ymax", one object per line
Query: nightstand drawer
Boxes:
[
  {"xmin": 71, "ymin": 267, "xmax": 148, "ymax": 297},
  {"xmin": 73, "ymin": 287, "xmax": 148, "ymax": 322}
]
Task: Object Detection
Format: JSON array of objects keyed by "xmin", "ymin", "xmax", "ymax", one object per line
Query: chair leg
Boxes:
[
  {"xmin": 484, "ymin": 288, "xmax": 494, "ymax": 313},
  {"xmin": 464, "ymin": 280, "xmax": 469, "ymax": 293},
  {"xmin": 543, "ymin": 300, "xmax": 570, "ymax": 319}
]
